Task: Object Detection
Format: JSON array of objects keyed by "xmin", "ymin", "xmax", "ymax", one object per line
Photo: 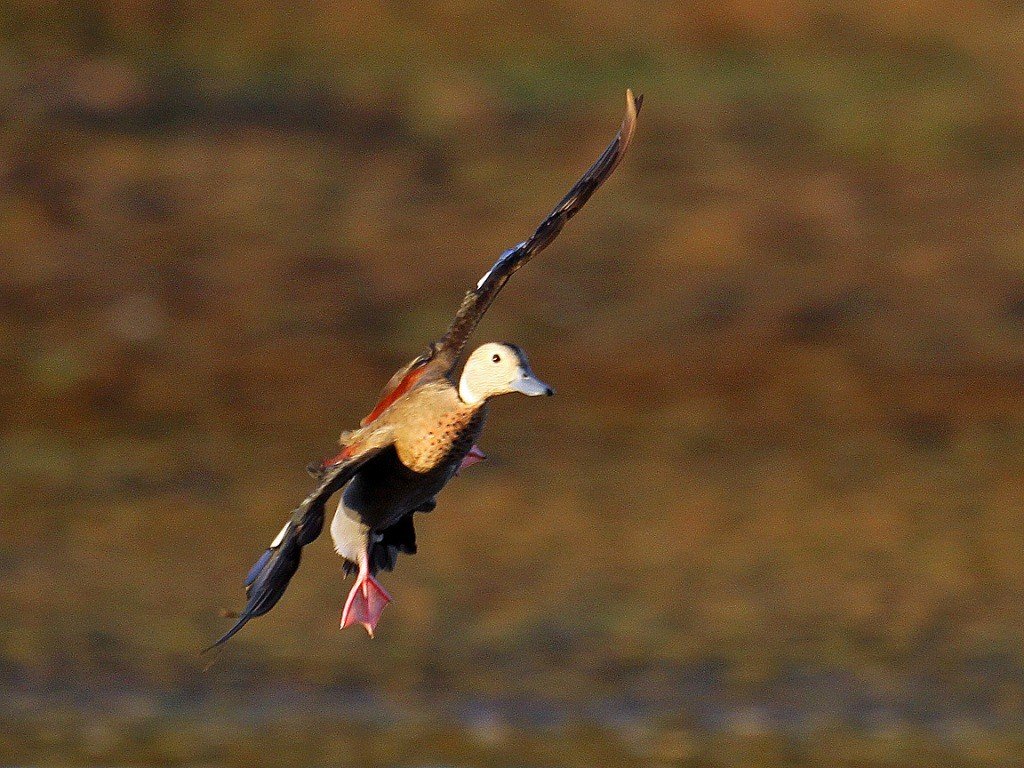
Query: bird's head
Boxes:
[{"xmin": 458, "ymin": 342, "xmax": 553, "ymax": 405}]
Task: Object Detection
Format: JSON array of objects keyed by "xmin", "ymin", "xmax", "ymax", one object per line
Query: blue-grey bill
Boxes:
[{"xmin": 513, "ymin": 373, "xmax": 554, "ymax": 397}]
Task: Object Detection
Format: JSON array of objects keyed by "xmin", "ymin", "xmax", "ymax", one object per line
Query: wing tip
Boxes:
[
  {"xmin": 626, "ymin": 88, "xmax": 643, "ymax": 115},
  {"xmin": 620, "ymin": 89, "xmax": 642, "ymax": 152},
  {"xmin": 202, "ymin": 613, "xmax": 251, "ymax": 654}
]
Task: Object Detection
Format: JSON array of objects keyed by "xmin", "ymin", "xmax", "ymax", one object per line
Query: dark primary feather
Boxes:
[
  {"xmin": 433, "ymin": 90, "xmax": 642, "ymax": 369},
  {"xmin": 206, "ymin": 444, "xmax": 388, "ymax": 650}
]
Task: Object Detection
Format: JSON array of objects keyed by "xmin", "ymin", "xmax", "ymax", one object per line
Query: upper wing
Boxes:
[
  {"xmin": 357, "ymin": 90, "xmax": 641, "ymax": 420},
  {"xmin": 206, "ymin": 439, "xmax": 390, "ymax": 650},
  {"xmin": 432, "ymin": 89, "xmax": 642, "ymax": 369}
]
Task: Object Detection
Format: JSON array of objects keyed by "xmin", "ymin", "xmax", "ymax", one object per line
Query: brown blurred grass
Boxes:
[{"xmin": 5, "ymin": 1, "xmax": 1024, "ymax": 765}]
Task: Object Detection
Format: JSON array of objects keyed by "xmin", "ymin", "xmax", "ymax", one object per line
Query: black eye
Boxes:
[{"xmin": 491, "ymin": 354, "xmax": 501, "ymax": 363}]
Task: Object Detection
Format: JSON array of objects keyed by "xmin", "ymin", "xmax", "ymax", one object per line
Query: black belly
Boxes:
[{"xmin": 342, "ymin": 445, "xmax": 454, "ymax": 531}]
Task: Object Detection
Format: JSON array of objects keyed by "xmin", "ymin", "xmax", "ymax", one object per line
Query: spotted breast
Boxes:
[{"xmin": 396, "ymin": 404, "xmax": 487, "ymax": 474}]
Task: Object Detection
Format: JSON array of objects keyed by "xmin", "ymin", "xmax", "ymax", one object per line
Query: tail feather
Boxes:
[{"xmin": 342, "ymin": 512, "xmax": 420, "ymax": 578}]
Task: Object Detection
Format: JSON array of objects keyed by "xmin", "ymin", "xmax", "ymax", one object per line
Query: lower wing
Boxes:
[{"xmin": 206, "ymin": 441, "xmax": 389, "ymax": 650}]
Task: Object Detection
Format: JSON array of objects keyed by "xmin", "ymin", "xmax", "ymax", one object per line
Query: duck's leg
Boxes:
[
  {"xmin": 457, "ymin": 444, "xmax": 486, "ymax": 473},
  {"xmin": 340, "ymin": 553, "xmax": 392, "ymax": 637}
]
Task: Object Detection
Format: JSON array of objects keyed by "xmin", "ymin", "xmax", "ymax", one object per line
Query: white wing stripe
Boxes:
[
  {"xmin": 476, "ymin": 244, "xmax": 524, "ymax": 289},
  {"xmin": 270, "ymin": 521, "xmax": 290, "ymax": 548}
]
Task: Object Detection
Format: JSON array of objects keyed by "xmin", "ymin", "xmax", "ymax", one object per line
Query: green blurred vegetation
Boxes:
[{"xmin": 5, "ymin": 1, "xmax": 1024, "ymax": 766}]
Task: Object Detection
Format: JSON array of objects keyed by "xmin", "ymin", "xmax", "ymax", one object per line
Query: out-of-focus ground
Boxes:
[{"xmin": 5, "ymin": 2, "xmax": 1024, "ymax": 766}]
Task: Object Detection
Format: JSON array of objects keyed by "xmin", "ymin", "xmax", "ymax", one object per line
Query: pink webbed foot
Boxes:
[
  {"xmin": 458, "ymin": 444, "xmax": 486, "ymax": 473},
  {"xmin": 341, "ymin": 571, "xmax": 392, "ymax": 637}
]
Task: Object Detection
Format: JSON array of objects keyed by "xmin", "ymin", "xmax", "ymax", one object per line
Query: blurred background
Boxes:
[{"xmin": 4, "ymin": 2, "xmax": 1024, "ymax": 766}]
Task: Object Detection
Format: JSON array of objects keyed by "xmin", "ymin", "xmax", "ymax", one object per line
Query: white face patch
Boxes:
[
  {"xmin": 270, "ymin": 521, "xmax": 290, "ymax": 549},
  {"xmin": 458, "ymin": 376, "xmax": 481, "ymax": 406},
  {"xmin": 459, "ymin": 342, "xmax": 529, "ymax": 404}
]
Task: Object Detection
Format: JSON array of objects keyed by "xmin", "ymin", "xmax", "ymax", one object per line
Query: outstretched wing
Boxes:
[
  {"xmin": 355, "ymin": 90, "xmax": 641, "ymax": 420},
  {"xmin": 206, "ymin": 440, "xmax": 390, "ymax": 650},
  {"xmin": 433, "ymin": 89, "xmax": 642, "ymax": 369}
]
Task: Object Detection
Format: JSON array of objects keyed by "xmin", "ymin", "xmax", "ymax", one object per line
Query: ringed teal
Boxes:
[{"xmin": 209, "ymin": 90, "xmax": 641, "ymax": 647}]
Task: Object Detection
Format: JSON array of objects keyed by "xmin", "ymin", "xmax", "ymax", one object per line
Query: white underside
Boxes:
[{"xmin": 330, "ymin": 493, "xmax": 370, "ymax": 565}]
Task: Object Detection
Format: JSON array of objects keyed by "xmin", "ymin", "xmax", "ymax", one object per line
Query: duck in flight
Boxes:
[{"xmin": 209, "ymin": 90, "xmax": 641, "ymax": 647}]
